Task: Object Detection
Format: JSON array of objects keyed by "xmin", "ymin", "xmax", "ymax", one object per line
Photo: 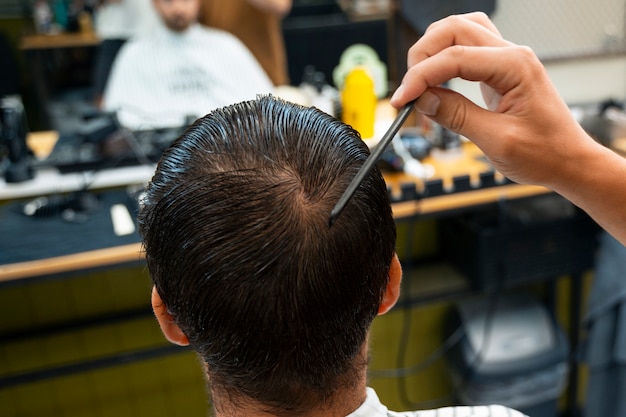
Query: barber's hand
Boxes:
[{"xmin": 390, "ymin": 12, "xmax": 594, "ymax": 189}]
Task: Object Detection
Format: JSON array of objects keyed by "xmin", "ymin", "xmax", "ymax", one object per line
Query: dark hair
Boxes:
[{"xmin": 138, "ymin": 96, "xmax": 396, "ymax": 415}]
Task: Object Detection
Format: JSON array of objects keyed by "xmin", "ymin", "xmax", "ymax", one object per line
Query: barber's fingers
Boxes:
[
  {"xmin": 401, "ymin": 13, "xmax": 513, "ymax": 115},
  {"xmin": 391, "ymin": 43, "xmax": 541, "ymax": 109},
  {"xmin": 407, "ymin": 13, "xmax": 510, "ymax": 68}
]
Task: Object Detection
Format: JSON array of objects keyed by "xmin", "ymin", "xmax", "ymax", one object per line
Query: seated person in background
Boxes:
[
  {"xmin": 102, "ymin": 0, "xmax": 273, "ymax": 130},
  {"xmin": 92, "ymin": 0, "xmax": 159, "ymax": 107},
  {"xmin": 139, "ymin": 95, "xmax": 526, "ymax": 417},
  {"xmin": 198, "ymin": 0, "xmax": 292, "ymax": 86}
]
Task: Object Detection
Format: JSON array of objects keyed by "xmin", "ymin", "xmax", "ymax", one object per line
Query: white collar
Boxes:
[
  {"xmin": 346, "ymin": 387, "xmax": 393, "ymax": 417},
  {"xmin": 348, "ymin": 389, "xmax": 528, "ymax": 417}
]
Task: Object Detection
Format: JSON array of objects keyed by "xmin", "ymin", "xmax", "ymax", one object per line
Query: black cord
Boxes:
[
  {"xmin": 381, "ymin": 201, "xmax": 510, "ymax": 411},
  {"xmin": 450, "ymin": 199, "xmax": 509, "ymax": 403},
  {"xmin": 450, "ymin": 286, "xmax": 501, "ymax": 403},
  {"xmin": 393, "ymin": 215, "xmax": 460, "ymax": 409},
  {"xmin": 369, "ymin": 326, "xmax": 464, "ymax": 379},
  {"xmin": 397, "ymin": 217, "xmax": 420, "ymax": 407},
  {"xmin": 110, "ymin": 113, "xmax": 155, "ymax": 167}
]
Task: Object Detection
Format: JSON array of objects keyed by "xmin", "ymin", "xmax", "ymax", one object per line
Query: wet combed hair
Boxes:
[{"xmin": 138, "ymin": 95, "xmax": 396, "ymax": 415}]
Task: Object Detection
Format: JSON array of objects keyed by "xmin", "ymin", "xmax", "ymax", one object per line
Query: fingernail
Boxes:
[
  {"xmin": 390, "ymin": 84, "xmax": 404, "ymax": 104},
  {"xmin": 415, "ymin": 91, "xmax": 440, "ymax": 116}
]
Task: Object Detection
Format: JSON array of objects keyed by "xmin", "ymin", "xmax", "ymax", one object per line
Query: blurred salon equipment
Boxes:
[
  {"xmin": 447, "ymin": 293, "xmax": 569, "ymax": 417},
  {"xmin": 1, "ymin": 96, "xmax": 34, "ymax": 183}
]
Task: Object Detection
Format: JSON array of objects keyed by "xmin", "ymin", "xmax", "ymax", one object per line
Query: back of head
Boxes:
[{"xmin": 138, "ymin": 96, "xmax": 396, "ymax": 415}]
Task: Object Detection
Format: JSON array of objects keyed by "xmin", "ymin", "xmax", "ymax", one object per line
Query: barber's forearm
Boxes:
[{"xmin": 551, "ymin": 137, "xmax": 626, "ymax": 245}]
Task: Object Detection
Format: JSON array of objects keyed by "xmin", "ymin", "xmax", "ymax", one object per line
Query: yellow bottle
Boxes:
[{"xmin": 341, "ymin": 67, "xmax": 376, "ymax": 140}]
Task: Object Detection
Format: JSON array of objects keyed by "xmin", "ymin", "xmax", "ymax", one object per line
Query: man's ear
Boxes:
[
  {"xmin": 151, "ymin": 286, "xmax": 190, "ymax": 346},
  {"xmin": 378, "ymin": 253, "xmax": 402, "ymax": 315}
]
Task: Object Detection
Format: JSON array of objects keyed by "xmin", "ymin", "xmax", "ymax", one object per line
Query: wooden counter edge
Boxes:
[
  {"xmin": 20, "ymin": 32, "xmax": 101, "ymax": 50},
  {"xmin": 392, "ymin": 183, "xmax": 552, "ymax": 219},
  {"xmin": 0, "ymin": 243, "xmax": 144, "ymax": 282}
]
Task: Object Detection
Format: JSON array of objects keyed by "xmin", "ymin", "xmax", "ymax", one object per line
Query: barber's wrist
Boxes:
[{"xmin": 548, "ymin": 131, "xmax": 614, "ymax": 197}]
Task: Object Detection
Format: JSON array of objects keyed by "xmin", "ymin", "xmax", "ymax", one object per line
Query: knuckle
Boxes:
[
  {"xmin": 471, "ymin": 11, "xmax": 490, "ymax": 21},
  {"xmin": 512, "ymin": 45, "xmax": 543, "ymax": 77},
  {"xmin": 515, "ymin": 45, "xmax": 537, "ymax": 62},
  {"xmin": 448, "ymin": 44, "xmax": 467, "ymax": 59}
]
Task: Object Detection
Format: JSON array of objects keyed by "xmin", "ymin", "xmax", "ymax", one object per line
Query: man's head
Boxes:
[
  {"xmin": 152, "ymin": 0, "xmax": 200, "ymax": 32},
  {"xmin": 138, "ymin": 96, "xmax": 398, "ymax": 415}
]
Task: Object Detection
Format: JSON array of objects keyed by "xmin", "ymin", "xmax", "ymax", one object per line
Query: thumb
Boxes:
[{"xmin": 414, "ymin": 87, "xmax": 505, "ymax": 146}]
